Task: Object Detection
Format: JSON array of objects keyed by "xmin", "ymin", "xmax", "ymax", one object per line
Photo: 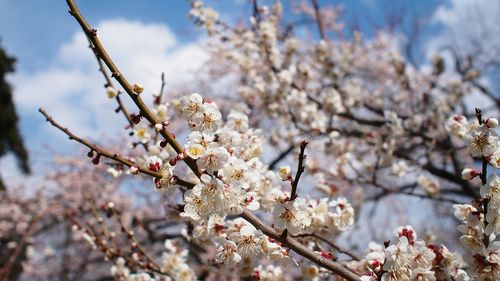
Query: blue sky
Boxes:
[
  {"xmin": 0, "ymin": 0, "xmax": 486, "ymax": 184},
  {"xmin": 0, "ymin": 0, "xmax": 439, "ymax": 72}
]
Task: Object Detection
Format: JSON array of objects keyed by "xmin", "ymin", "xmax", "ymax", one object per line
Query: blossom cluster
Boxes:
[
  {"xmin": 446, "ymin": 114, "xmax": 499, "ymax": 167},
  {"xmin": 344, "ymin": 113, "xmax": 500, "ymax": 281},
  {"xmin": 446, "ymin": 113, "xmax": 500, "ymax": 280},
  {"xmin": 353, "ymin": 226, "xmax": 469, "ymax": 281},
  {"xmin": 174, "ymin": 94, "xmax": 355, "ymax": 275},
  {"xmin": 96, "ymin": 89, "xmax": 358, "ymax": 279}
]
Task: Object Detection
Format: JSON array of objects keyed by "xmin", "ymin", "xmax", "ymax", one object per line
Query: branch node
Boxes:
[{"xmin": 280, "ymin": 229, "xmax": 288, "ymax": 240}]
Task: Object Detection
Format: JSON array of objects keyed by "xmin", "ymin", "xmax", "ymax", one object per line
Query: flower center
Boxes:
[{"xmin": 279, "ymin": 208, "xmax": 296, "ymax": 221}]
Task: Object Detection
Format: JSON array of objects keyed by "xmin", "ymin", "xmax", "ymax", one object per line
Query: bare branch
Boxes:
[
  {"xmin": 310, "ymin": 0, "xmax": 327, "ymax": 40},
  {"xmin": 290, "ymin": 141, "xmax": 308, "ymax": 200},
  {"xmin": 66, "ymin": 0, "xmax": 201, "ymax": 177}
]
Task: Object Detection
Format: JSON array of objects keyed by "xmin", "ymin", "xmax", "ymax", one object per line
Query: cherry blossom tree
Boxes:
[{"xmin": 1, "ymin": 0, "xmax": 499, "ymax": 280}]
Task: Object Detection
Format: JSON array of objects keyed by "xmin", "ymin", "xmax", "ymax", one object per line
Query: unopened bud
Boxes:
[
  {"xmin": 461, "ymin": 168, "xmax": 479, "ymax": 180},
  {"xmin": 160, "ymin": 140, "xmax": 168, "ymax": 148},
  {"xmin": 92, "ymin": 154, "xmax": 101, "ymax": 165},
  {"xmin": 485, "ymin": 118, "xmax": 498, "ymax": 128},
  {"xmin": 130, "ymin": 165, "xmax": 139, "ymax": 175},
  {"xmin": 131, "ymin": 113, "xmax": 142, "ymax": 124},
  {"xmin": 132, "ymin": 83, "xmax": 144, "ymax": 94},
  {"xmin": 154, "ymin": 178, "xmax": 161, "ymax": 188},
  {"xmin": 106, "ymin": 86, "xmax": 117, "ymax": 99}
]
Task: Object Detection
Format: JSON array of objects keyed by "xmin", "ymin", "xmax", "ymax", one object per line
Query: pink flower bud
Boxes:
[
  {"xmin": 160, "ymin": 140, "xmax": 168, "ymax": 148},
  {"xmin": 149, "ymin": 162, "xmax": 161, "ymax": 172},
  {"xmin": 92, "ymin": 154, "xmax": 101, "ymax": 165},
  {"xmin": 130, "ymin": 165, "xmax": 139, "ymax": 175}
]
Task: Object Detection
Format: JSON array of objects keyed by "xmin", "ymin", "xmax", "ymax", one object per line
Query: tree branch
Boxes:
[
  {"xmin": 294, "ymin": 233, "xmax": 361, "ymax": 261},
  {"xmin": 291, "ymin": 141, "xmax": 308, "ymax": 200},
  {"xmin": 63, "ymin": 2, "xmax": 360, "ymax": 279},
  {"xmin": 39, "ymin": 108, "xmax": 159, "ymax": 177},
  {"xmin": 310, "ymin": 0, "xmax": 327, "ymax": 40},
  {"xmin": 241, "ymin": 210, "xmax": 360, "ymax": 280},
  {"xmin": 66, "ymin": 0, "xmax": 201, "ymax": 177}
]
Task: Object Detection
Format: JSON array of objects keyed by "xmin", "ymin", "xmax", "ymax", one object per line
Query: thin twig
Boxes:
[
  {"xmin": 241, "ymin": 210, "xmax": 360, "ymax": 280},
  {"xmin": 157, "ymin": 72, "xmax": 166, "ymax": 105},
  {"xmin": 87, "ymin": 38, "xmax": 133, "ymax": 127},
  {"xmin": 39, "ymin": 108, "xmax": 195, "ymax": 189},
  {"xmin": 87, "ymin": 38, "xmax": 149, "ymax": 152},
  {"xmin": 310, "ymin": 0, "xmax": 327, "ymax": 40},
  {"xmin": 66, "ymin": 0, "xmax": 201, "ymax": 177},
  {"xmin": 268, "ymin": 144, "xmax": 294, "ymax": 170},
  {"xmin": 290, "ymin": 141, "xmax": 308, "ymax": 200},
  {"xmin": 294, "ymin": 233, "xmax": 361, "ymax": 261},
  {"xmin": 153, "ymin": 73, "xmax": 167, "ymax": 143},
  {"xmin": 40, "ymin": 108, "xmax": 159, "ymax": 178}
]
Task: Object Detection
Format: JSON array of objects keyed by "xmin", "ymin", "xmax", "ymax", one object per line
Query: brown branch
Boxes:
[
  {"xmin": 475, "ymin": 107, "xmax": 491, "ymax": 247},
  {"xmin": 39, "ymin": 107, "xmax": 160, "ymax": 178},
  {"xmin": 66, "ymin": 0, "xmax": 201, "ymax": 177},
  {"xmin": 157, "ymin": 72, "xmax": 166, "ymax": 105},
  {"xmin": 310, "ymin": 0, "xmax": 327, "ymax": 40},
  {"xmin": 241, "ymin": 210, "xmax": 360, "ymax": 280},
  {"xmin": 475, "ymin": 107, "xmax": 488, "ymax": 186},
  {"xmin": 294, "ymin": 233, "xmax": 361, "ymax": 261},
  {"xmin": 290, "ymin": 141, "xmax": 308, "ymax": 200},
  {"xmin": 39, "ymin": 108, "xmax": 196, "ymax": 189},
  {"xmin": 367, "ymin": 185, "xmax": 463, "ymax": 205},
  {"xmin": 63, "ymin": 2, "xmax": 360, "ymax": 279},
  {"xmin": 87, "ymin": 38, "xmax": 149, "ymax": 152},
  {"xmin": 153, "ymin": 73, "xmax": 167, "ymax": 144},
  {"xmin": 111, "ymin": 208, "xmax": 162, "ymax": 273},
  {"xmin": 87, "ymin": 38, "xmax": 133, "ymax": 127},
  {"xmin": 394, "ymin": 149, "xmax": 479, "ymax": 199}
]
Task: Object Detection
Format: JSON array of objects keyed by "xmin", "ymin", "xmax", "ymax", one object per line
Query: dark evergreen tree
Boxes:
[{"xmin": 0, "ymin": 42, "xmax": 30, "ymax": 190}]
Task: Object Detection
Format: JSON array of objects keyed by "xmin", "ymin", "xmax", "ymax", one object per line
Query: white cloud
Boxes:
[{"xmin": 12, "ymin": 19, "xmax": 208, "ymax": 138}]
